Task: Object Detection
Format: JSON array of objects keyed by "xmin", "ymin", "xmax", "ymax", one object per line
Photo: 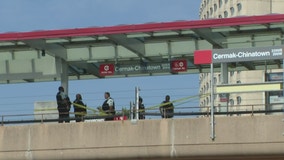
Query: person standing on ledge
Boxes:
[
  {"xmin": 73, "ymin": 94, "xmax": 87, "ymax": 122},
  {"xmin": 102, "ymin": 92, "xmax": 115, "ymax": 121},
  {"xmin": 56, "ymin": 86, "xmax": 71, "ymax": 123},
  {"xmin": 160, "ymin": 95, "xmax": 174, "ymax": 118}
]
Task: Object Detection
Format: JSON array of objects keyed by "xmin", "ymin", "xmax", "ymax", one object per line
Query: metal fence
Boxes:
[{"xmin": 0, "ymin": 103, "xmax": 283, "ymax": 126}]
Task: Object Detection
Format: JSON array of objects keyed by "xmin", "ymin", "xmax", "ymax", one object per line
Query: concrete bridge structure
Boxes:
[{"xmin": 0, "ymin": 115, "xmax": 283, "ymax": 160}]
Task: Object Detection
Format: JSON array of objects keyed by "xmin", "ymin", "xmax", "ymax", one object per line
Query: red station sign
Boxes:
[
  {"xmin": 171, "ymin": 59, "xmax": 187, "ymax": 72},
  {"xmin": 99, "ymin": 64, "xmax": 115, "ymax": 76}
]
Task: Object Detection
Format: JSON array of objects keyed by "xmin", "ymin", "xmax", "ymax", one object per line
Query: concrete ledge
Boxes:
[{"xmin": 0, "ymin": 115, "xmax": 283, "ymax": 159}]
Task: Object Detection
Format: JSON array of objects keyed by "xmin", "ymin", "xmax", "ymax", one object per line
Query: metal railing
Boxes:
[
  {"xmin": 0, "ymin": 103, "xmax": 283, "ymax": 126},
  {"xmin": 0, "ymin": 112, "xmax": 127, "ymax": 126}
]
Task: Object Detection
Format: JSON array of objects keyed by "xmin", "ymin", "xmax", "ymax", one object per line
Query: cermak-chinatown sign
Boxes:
[
  {"xmin": 194, "ymin": 46, "xmax": 284, "ymax": 64},
  {"xmin": 99, "ymin": 59, "xmax": 187, "ymax": 76}
]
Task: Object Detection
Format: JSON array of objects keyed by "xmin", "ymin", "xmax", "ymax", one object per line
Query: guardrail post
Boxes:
[
  {"xmin": 282, "ymin": 119, "xmax": 284, "ymax": 136},
  {"xmin": 130, "ymin": 101, "xmax": 133, "ymax": 120},
  {"xmin": 135, "ymin": 86, "xmax": 140, "ymax": 120},
  {"xmin": 207, "ymin": 106, "xmax": 209, "ymax": 117},
  {"xmin": 251, "ymin": 105, "xmax": 254, "ymax": 116},
  {"xmin": 41, "ymin": 114, "xmax": 44, "ymax": 124}
]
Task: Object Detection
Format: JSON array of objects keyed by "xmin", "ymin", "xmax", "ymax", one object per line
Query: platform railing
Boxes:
[{"xmin": 0, "ymin": 104, "xmax": 283, "ymax": 126}]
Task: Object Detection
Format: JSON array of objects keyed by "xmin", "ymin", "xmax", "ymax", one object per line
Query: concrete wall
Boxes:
[{"xmin": 0, "ymin": 115, "xmax": 283, "ymax": 160}]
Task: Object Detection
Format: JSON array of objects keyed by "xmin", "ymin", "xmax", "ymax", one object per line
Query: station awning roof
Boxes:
[{"xmin": 0, "ymin": 14, "xmax": 284, "ymax": 83}]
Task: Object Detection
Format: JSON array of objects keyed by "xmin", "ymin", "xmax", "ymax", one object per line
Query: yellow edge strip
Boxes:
[{"xmin": 217, "ymin": 83, "xmax": 282, "ymax": 93}]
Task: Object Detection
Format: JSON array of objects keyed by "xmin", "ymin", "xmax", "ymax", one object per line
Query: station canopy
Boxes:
[{"xmin": 0, "ymin": 14, "xmax": 284, "ymax": 84}]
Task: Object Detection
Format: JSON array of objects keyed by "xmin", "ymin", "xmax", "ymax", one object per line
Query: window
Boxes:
[
  {"xmin": 218, "ymin": 74, "xmax": 221, "ymax": 83},
  {"xmin": 219, "ymin": 0, "xmax": 223, "ymax": 8},
  {"xmin": 214, "ymin": 3, "xmax": 217, "ymax": 11},
  {"xmin": 224, "ymin": 11, "xmax": 228, "ymax": 18},
  {"xmin": 218, "ymin": 15, "xmax": 222, "ymax": 18},
  {"xmin": 213, "ymin": 77, "xmax": 217, "ymax": 85},
  {"xmin": 230, "ymin": 7, "xmax": 235, "ymax": 16},
  {"xmin": 230, "ymin": 71, "xmax": 234, "ymax": 76},
  {"xmin": 206, "ymin": 97, "xmax": 209, "ymax": 105},
  {"xmin": 237, "ymin": 96, "xmax": 242, "ymax": 105},
  {"xmin": 229, "ymin": 99, "xmax": 234, "ymax": 106},
  {"xmin": 237, "ymin": 3, "xmax": 242, "ymax": 11},
  {"xmin": 225, "ymin": 0, "xmax": 228, "ymax": 4},
  {"xmin": 237, "ymin": 80, "xmax": 241, "ymax": 84},
  {"xmin": 210, "ymin": 7, "xmax": 213, "ymax": 15},
  {"xmin": 207, "ymin": 11, "xmax": 209, "ymax": 19}
]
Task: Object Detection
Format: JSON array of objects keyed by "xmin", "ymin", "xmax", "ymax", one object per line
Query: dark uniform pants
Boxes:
[{"xmin": 58, "ymin": 108, "xmax": 70, "ymax": 123}]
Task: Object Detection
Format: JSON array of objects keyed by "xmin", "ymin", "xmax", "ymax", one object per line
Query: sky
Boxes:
[{"xmin": 0, "ymin": 0, "xmax": 201, "ymax": 120}]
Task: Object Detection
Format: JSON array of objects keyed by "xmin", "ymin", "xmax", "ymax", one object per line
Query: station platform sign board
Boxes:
[
  {"xmin": 194, "ymin": 46, "xmax": 284, "ymax": 64},
  {"xmin": 99, "ymin": 59, "xmax": 187, "ymax": 76}
]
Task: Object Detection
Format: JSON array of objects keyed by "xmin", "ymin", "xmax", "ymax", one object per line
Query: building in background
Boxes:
[
  {"xmin": 198, "ymin": 0, "xmax": 284, "ymax": 114},
  {"xmin": 199, "ymin": 0, "xmax": 284, "ymax": 20}
]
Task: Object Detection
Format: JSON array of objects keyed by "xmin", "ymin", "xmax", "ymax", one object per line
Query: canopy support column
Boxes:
[
  {"xmin": 56, "ymin": 57, "xmax": 69, "ymax": 94},
  {"xmin": 61, "ymin": 59, "xmax": 69, "ymax": 94},
  {"xmin": 221, "ymin": 63, "xmax": 229, "ymax": 114}
]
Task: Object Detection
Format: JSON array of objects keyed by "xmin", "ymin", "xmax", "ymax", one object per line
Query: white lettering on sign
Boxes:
[
  {"xmin": 213, "ymin": 51, "xmax": 271, "ymax": 60},
  {"xmin": 161, "ymin": 63, "xmax": 171, "ymax": 70},
  {"xmin": 115, "ymin": 66, "xmax": 135, "ymax": 72},
  {"xmin": 115, "ymin": 63, "xmax": 170, "ymax": 73},
  {"xmin": 271, "ymin": 48, "xmax": 283, "ymax": 56},
  {"xmin": 141, "ymin": 65, "xmax": 161, "ymax": 71}
]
